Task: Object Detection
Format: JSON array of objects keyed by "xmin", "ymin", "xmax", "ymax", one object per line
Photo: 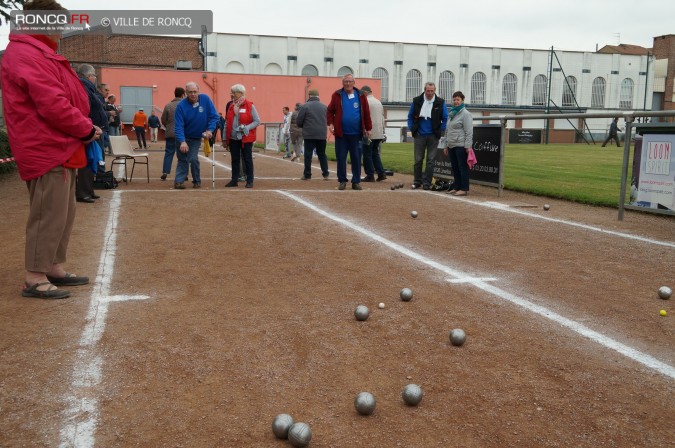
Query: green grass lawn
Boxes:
[{"xmin": 317, "ymin": 142, "xmax": 633, "ymax": 207}]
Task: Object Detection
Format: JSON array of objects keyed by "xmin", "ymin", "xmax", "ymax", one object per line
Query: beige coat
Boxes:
[{"xmin": 365, "ymin": 94, "xmax": 385, "ymax": 140}]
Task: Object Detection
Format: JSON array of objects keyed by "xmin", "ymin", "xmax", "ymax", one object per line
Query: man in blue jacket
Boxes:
[
  {"xmin": 407, "ymin": 82, "xmax": 448, "ymax": 190},
  {"xmin": 173, "ymin": 82, "xmax": 219, "ymax": 189}
]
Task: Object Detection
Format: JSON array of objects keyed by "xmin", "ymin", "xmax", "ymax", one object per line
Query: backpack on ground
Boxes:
[{"xmin": 94, "ymin": 170, "xmax": 119, "ymax": 189}]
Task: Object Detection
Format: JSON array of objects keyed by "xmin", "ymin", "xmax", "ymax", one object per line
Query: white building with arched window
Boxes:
[{"xmin": 205, "ymin": 33, "xmax": 654, "ymax": 136}]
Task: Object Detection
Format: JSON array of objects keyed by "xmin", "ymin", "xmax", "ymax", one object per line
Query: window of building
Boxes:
[
  {"xmin": 406, "ymin": 69, "xmax": 422, "ymax": 102},
  {"xmin": 438, "ymin": 71, "xmax": 455, "ymax": 100},
  {"xmin": 120, "ymin": 87, "xmax": 153, "ymax": 123},
  {"xmin": 619, "ymin": 78, "xmax": 634, "ymax": 109},
  {"xmin": 591, "ymin": 77, "xmax": 606, "ymax": 108},
  {"xmin": 532, "ymin": 74, "xmax": 547, "ymax": 106},
  {"xmin": 562, "ymin": 75, "xmax": 577, "ymax": 107},
  {"xmin": 372, "ymin": 67, "xmax": 389, "ymax": 102},
  {"xmin": 502, "ymin": 73, "xmax": 517, "ymax": 105},
  {"xmin": 470, "ymin": 72, "xmax": 486, "ymax": 104},
  {"xmin": 337, "ymin": 66, "xmax": 353, "ymax": 77},
  {"xmin": 301, "ymin": 64, "xmax": 318, "ymax": 76},
  {"xmin": 264, "ymin": 63, "xmax": 282, "ymax": 75}
]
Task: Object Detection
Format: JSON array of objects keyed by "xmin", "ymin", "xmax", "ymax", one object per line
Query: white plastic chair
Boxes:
[{"xmin": 109, "ymin": 136, "xmax": 149, "ymax": 183}]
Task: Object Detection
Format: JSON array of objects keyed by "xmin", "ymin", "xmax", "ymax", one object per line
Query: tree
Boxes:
[{"xmin": 0, "ymin": 0, "xmax": 26, "ymax": 25}]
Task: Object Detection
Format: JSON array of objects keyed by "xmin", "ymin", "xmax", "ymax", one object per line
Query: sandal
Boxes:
[
  {"xmin": 447, "ymin": 190, "xmax": 458, "ymax": 195},
  {"xmin": 46, "ymin": 273, "xmax": 89, "ymax": 286},
  {"xmin": 22, "ymin": 282, "xmax": 70, "ymax": 299},
  {"xmin": 454, "ymin": 191, "xmax": 468, "ymax": 196}
]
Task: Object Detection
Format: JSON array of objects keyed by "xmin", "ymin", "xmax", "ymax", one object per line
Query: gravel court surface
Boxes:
[{"xmin": 0, "ymin": 147, "xmax": 673, "ymax": 447}]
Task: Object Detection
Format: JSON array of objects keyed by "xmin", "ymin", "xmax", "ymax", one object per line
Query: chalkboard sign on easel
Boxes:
[{"xmin": 433, "ymin": 124, "xmax": 502, "ymax": 186}]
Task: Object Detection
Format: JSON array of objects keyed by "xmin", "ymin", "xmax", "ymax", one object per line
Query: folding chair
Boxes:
[{"xmin": 109, "ymin": 136, "xmax": 149, "ymax": 183}]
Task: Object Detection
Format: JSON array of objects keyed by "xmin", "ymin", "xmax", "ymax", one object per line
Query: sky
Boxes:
[{"xmin": 1, "ymin": 0, "xmax": 674, "ymax": 52}]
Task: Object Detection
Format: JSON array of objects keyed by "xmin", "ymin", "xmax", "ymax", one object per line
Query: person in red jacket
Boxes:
[
  {"xmin": 1, "ymin": 0, "xmax": 102, "ymax": 299},
  {"xmin": 224, "ymin": 84, "xmax": 261, "ymax": 188},
  {"xmin": 326, "ymin": 74, "xmax": 372, "ymax": 190}
]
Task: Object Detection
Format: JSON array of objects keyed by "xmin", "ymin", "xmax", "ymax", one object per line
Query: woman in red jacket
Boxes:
[
  {"xmin": 224, "ymin": 84, "xmax": 261, "ymax": 188},
  {"xmin": 1, "ymin": 0, "xmax": 102, "ymax": 299}
]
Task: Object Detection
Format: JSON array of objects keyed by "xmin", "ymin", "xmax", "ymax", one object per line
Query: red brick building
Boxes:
[
  {"xmin": 651, "ymin": 34, "xmax": 675, "ymax": 120},
  {"xmin": 59, "ymin": 31, "xmax": 203, "ymax": 72}
]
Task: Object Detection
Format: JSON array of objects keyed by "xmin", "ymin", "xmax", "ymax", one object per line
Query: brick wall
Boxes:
[
  {"xmin": 60, "ymin": 33, "xmax": 203, "ymax": 71},
  {"xmin": 652, "ymin": 35, "xmax": 675, "ymax": 119}
]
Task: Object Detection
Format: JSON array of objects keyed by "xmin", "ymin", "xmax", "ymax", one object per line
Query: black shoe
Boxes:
[
  {"xmin": 376, "ymin": 174, "xmax": 387, "ymax": 181},
  {"xmin": 362, "ymin": 175, "xmax": 375, "ymax": 182},
  {"xmin": 174, "ymin": 182, "xmax": 185, "ymax": 190},
  {"xmin": 76, "ymin": 197, "xmax": 95, "ymax": 203},
  {"xmin": 423, "ymin": 185, "xmax": 431, "ymax": 190},
  {"xmin": 411, "ymin": 184, "xmax": 421, "ymax": 190},
  {"xmin": 352, "ymin": 183, "xmax": 362, "ymax": 190},
  {"xmin": 225, "ymin": 181, "xmax": 238, "ymax": 187},
  {"xmin": 323, "ymin": 174, "xmax": 330, "ymax": 180},
  {"xmin": 91, "ymin": 194, "xmax": 101, "ymax": 199},
  {"xmin": 245, "ymin": 182, "xmax": 253, "ymax": 188},
  {"xmin": 338, "ymin": 182, "xmax": 346, "ymax": 190},
  {"xmin": 193, "ymin": 182, "xmax": 201, "ymax": 189},
  {"xmin": 161, "ymin": 173, "xmax": 167, "ymax": 181},
  {"xmin": 301, "ymin": 176, "xmax": 311, "ymax": 180}
]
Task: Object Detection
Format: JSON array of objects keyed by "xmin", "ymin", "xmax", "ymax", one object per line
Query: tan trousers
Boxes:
[{"xmin": 25, "ymin": 166, "xmax": 77, "ymax": 273}]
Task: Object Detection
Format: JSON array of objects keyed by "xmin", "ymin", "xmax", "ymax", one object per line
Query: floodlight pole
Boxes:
[{"xmin": 617, "ymin": 113, "xmax": 634, "ymax": 221}]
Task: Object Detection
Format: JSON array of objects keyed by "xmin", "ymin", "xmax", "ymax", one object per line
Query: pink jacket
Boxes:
[{"xmin": 1, "ymin": 34, "xmax": 92, "ymax": 180}]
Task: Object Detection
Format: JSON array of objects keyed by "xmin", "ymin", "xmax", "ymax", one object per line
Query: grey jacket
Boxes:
[
  {"xmin": 297, "ymin": 97, "xmax": 328, "ymax": 140},
  {"xmin": 445, "ymin": 107, "xmax": 473, "ymax": 148}
]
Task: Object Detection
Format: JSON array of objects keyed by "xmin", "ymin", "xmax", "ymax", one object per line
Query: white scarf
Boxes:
[{"xmin": 419, "ymin": 95, "xmax": 435, "ymax": 119}]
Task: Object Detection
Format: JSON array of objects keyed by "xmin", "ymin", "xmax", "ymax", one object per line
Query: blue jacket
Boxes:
[{"xmin": 174, "ymin": 93, "xmax": 219, "ymax": 142}]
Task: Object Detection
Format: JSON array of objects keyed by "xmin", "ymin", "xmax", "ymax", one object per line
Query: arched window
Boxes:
[
  {"xmin": 502, "ymin": 73, "xmax": 517, "ymax": 105},
  {"xmin": 532, "ymin": 74, "xmax": 547, "ymax": 106},
  {"xmin": 372, "ymin": 67, "xmax": 389, "ymax": 102},
  {"xmin": 470, "ymin": 72, "xmax": 486, "ymax": 104},
  {"xmin": 438, "ymin": 71, "xmax": 455, "ymax": 100},
  {"xmin": 619, "ymin": 78, "xmax": 634, "ymax": 109},
  {"xmin": 562, "ymin": 75, "xmax": 577, "ymax": 107},
  {"xmin": 225, "ymin": 61, "xmax": 245, "ymax": 74},
  {"xmin": 406, "ymin": 69, "xmax": 422, "ymax": 102},
  {"xmin": 301, "ymin": 64, "xmax": 318, "ymax": 76},
  {"xmin": 264, "ymin": 63, "xmax": 282, "ymax": 75},
  {"xmin": 337, "ymin": 66, "xmax": 353, "ymax": 77},
  {"xmin": 591, "ymin": 77, "xmax": 606, "ymax": 108}
]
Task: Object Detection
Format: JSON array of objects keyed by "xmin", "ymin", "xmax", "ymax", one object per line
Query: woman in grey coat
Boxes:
[{"xmin": 443, "ymin": 91, "xmax": 473, "ymax": 196}]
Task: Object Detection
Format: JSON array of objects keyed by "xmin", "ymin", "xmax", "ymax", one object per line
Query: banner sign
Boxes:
[
  {"xmin": 630, "ymin": 132, "xmax": 674, "ymax": 211},
  {"xmin": 264, "ymin": 124, "xmax": 280, "ymax": 151},
  {"xmin": 433, "ymin": 124, "xmax": 501, "ymax": 186},
  {"xmin": 509, "ymin": 129, "xmax": 542, "ymax": 144}
]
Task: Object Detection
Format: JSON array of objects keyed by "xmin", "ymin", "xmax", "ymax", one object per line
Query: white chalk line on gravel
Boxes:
[
  {"xmin": 60, "ymin": 191, "xmax": 149, "ymax": 448},
  {"xmin": 279, "ymin": 190, "xmax": 675, "ymax": 381}
]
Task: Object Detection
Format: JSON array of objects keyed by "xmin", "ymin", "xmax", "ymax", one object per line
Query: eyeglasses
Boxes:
[{"xmin": 186, "ymin": 90, "xmax": 199, "ymax": 94}]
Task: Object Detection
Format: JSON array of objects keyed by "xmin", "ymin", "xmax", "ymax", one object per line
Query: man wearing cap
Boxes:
[
  {"xmin": 360, "ymin": 85, "xmax": 387, "ymax": 182},
  {"xmin": 297, "ymin": 89, "xmax": 330, "ymax": 180},
  {"xmin": 132, "ymin": 107, "xmax": 148, "ymax": 149},
  {"xmin": 326, "ymin": 74, "xmax": 372, "ymax": 190}
]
